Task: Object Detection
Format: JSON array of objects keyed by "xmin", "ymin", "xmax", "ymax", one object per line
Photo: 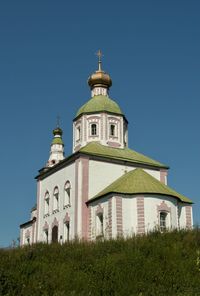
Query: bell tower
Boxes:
[{"xmin": 46, "ymin": 123, "xmax": 65, "ymax": 167}]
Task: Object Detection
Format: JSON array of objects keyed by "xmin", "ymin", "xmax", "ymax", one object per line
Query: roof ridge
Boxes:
[{"xmin": 80, "ymin": 142, "xmax": 168, "ymax": 168}]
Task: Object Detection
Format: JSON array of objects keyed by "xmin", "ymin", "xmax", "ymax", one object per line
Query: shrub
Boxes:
[{"xmin": 0, "ymin": 230, "xmax": 200, "ymax": 295}]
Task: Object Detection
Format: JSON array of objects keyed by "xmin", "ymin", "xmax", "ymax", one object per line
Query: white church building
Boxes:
[{"xmin": 20, "ymin": 54, "xmax": 193, "ymax": 245}]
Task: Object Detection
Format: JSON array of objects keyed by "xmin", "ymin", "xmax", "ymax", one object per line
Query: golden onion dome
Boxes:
[
  {"xmin": 88, "ymin": 50, "xmax": 112, "ymax": 89},
  {"xmin": 88, "ymin": 69, "xmax": 112, "ymax": 89}
]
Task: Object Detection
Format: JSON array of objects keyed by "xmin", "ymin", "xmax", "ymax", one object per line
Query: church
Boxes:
[{"xmin": 20, "ymin": 53, "xmax": 193, "ymax": 245}]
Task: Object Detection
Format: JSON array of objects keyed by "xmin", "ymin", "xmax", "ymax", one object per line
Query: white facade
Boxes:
[
  {"xmin": 20, "ymin": 60, "xmax": 193, "ymax": 245},
  {"xmin": 73, "ymin": 112, "xmax": 128, "ymax": 152}
]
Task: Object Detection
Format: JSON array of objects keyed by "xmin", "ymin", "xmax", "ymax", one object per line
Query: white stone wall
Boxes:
[
  {"xmin": 88, "ymin": 160, "xmax": 161, "ymax": 199},
  {"xmin": 37, "ymin": 162, "xmax": 75, "ymax": 243},
  {"xmin": 88, "ymin": 196, "xmax": 109, "ymax": 240},
  {"xmin": 122, "ymin": 196, "xmax": 137, "ymax": 237},
  {"xmin": 143, "ymin": 195, "xmax": 178, "ymax": 232},
  {"xmin": 20, "ymin": 224, "xmax": 33, "ymax": 246},
  {"xmin": 89, "ymin": 194, "xmax": 192, "ymax": 240}
]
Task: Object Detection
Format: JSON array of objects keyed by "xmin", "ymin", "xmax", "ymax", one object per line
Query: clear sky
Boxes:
[{"xmin": 0, "ymin": 0, "xmax": 199, "ymax": 247}]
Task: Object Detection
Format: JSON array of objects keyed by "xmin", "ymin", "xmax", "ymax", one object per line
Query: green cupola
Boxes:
[
  {"xmin": 73, "ymin": 51, "xmax": 128, "ymax": 153},
  {"xmin": 47, "ymin": 124, "xmax": 65, "ymax": 168},
  {"xmin": 52, "ymin": 127, "xmax": 64, "ymax": 145},
  {"xmin": 75, "ymin": 50, "xmax": 124, "ymax": 119}
]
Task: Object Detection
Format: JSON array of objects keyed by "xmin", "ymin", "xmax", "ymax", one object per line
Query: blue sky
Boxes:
[{"xmin": 0, "ymin": 0, "xmax": 199, "ymax": 247}]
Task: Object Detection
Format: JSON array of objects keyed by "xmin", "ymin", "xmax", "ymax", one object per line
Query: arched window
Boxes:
[
  {"xmin": 44, "ymin": 191, "xmax": 50, "ymax": 216},
  {"xmin": 64, "ymin": 181, "xmax": 71, "ymax": 208},
  {"xmin": 91, "ymin": 123, "xmax": 97, "ymax": 136},
  {"xmin": 76, "ymin": 126, "xmax": 81, "ymax": 141},
  {"xmin": 53, "ymin": 187, "xmax": 59, "ymax": 212},
  {"xmin": 160, "ymin": 212, "xmax": 167, "ymax": 231},
  {"xmin": 96, "ymin": 205, "xmax": 104, "ymax": 239},
  {"xmin": 110, "ymin": 124, "xmax": 115, "ymax": 136}
]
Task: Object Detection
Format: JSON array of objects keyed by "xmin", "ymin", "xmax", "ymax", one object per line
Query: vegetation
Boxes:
[{"xmin": 1, "ymin": 229, "xmax": 200, "ymax": 295}]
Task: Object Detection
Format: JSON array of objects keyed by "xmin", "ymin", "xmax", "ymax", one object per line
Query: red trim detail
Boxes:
[
  {"xmin": 63, "ymin": 212, "xmax": 70, "ymax": 224},
  {"xmin": 116, "ymin": 196, "xmax": 123, "ymax": 236},
  {"xmin": 81, "ymin": 156, "xmax": 89, "ymax": 239},
  {"xmin": 52, "ymin": 217, "xmax": 59, "ymax": 228},
  {"xmin": 160, "ymin": 169, "xmax": 168, "ymax": 184},
  {"xmin": 137, "ymin": 196, "xmax": 145, "ymax": 234},
  {"xmin": 108, "ymin": 198, "xmax": 112, "ymax": 239},
  {"xmin": 157, "ymin": 201, "xmax": 171, "ymax": 212},
  {"xmin": 74, "ymin": 159, "xmax": 79, "ymax": 236}
]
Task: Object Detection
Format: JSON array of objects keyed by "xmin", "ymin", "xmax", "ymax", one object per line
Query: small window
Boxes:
[
  {"xmin": 77, "ymin": 126, "xmax": 81, "ymax": 141},
  {"xmin": 53, "ymin": 187, "xmax": 59, "ymax": 212},
  {"xmin": 110, "ymin": 124, "xmax": 115, "ymax": 136},
  {"xmin": 96, "ymin": 213, "xmax": 104, "ymax": 238},
  {"xmin": 64, "ymin": 181, "xmax": 71, "ymax": 208},
  {"xmin": 44, "ymin": 191, "xmax": 50, "ymax": 215},
  {"xmin": 160, "ymin": 212, "xmax": 167, "ymax": 231},
  {"xmin": 91, "ymin": 124, "xmax": 97, "ymax": 136}
]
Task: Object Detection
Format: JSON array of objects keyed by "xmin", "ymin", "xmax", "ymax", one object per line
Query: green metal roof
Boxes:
[
  {"xmin": 80, "ymin": 142, "xmax": 167, "ymax": 168},
  {"xmin": 76, "ymin": 95, "xmax": 123, "ymax": 117},
  {"xmin": 52, "ymin": 137, "xmax": 64, "ymax": 145},
  {"xmin": 90, "ymin": 168, "xmax": 192, "ymax": 204}
]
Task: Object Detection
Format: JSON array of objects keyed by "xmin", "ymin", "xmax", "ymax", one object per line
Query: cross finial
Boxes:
[
  {"xmin": 56, "ymin": 115, "xmax": 60, "ymax": 128},
  {"xmin": 96, "ymin": 49, "xmax": 103, "ymax": 71}
]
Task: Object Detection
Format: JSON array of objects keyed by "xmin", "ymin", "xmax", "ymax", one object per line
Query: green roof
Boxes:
[
  {"xmin": 80, "ymin": 142, "xmax": 167, "ymax": 168},
  {"xmin": 52, "ymin": 137, "xmax": 64, "ymax": 145},
  {"xmin": 76, "ymin": 95, "xmax": 123, "ymax": 117},
  {"xmin": 91, "ymin": 168, "xmax": 192, "ymax": 204}
]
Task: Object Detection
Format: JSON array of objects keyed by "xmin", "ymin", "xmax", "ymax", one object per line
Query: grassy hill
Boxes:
[{"xmin": 1, "ymin": 229, "xmax": 200, "ymax": 296}]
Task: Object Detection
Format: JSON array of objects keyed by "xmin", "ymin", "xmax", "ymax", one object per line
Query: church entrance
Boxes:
[{"xmin": 52, "ymin": 225, "xmax": 58, "ymax": 243}]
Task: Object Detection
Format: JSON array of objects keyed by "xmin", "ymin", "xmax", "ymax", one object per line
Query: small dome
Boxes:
[
  {"xmin": 76, "ymin": 95, "xmax": 123, "ymax": 118},
  {"xmin": 51, "ymin": 127, "xmax": 64, "ymax": 145},
  {"xmin": 88, "ymin": 50, "xmax": 112, "ymax": 89},
  {"xmin": 53, "ymin": 127, "xmax": 63, "ymax": 136},
  {"xmin": 88, "ymin": 70, "xmax": 112, "ymax": 89}
]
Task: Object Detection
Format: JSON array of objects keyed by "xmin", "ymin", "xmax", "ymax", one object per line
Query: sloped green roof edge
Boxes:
[
  {"xmin": 90, "ymin": 168, "xmax": 192, "ymax": 204},
  {"xmin": 76, "ymin": 95, "xmax": 123, "ymax": 117},
  {"xmin": 80, "ymin": 142, "xmax": 167, "ymax": 168}
]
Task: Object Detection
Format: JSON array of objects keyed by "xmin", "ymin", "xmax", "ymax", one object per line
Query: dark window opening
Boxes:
[
  {"xmin": 52, "ymin": 225, "xmax": 58, "ymax": 243},
  {"xmin": 110, "ymin": 124, "xmax": 115, "ymax": 136},
  {"xmin": 91, "ymin": 124, "xmax": 97, "ymax": 136},
  {"xmin": 160, "ymin": 212, "xmax": 167, "ymax": 231}
]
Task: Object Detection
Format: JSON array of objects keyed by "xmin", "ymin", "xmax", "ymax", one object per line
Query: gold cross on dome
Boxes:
[
  {"xmin": 96, "ymin": 49, "xmax": 103, "ymax": 62},
  {"xmin": 56, "ymin": 115, "xmax": 60, "ymax": 128},
  {"xmin": 96, "ymin": 49, "xmax": 103, "ymax": 70}
]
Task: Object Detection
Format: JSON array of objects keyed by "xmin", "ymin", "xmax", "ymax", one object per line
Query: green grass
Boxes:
[{"xmin": 1, "ymin": 229, "xmax": 200, "ymax": 295}]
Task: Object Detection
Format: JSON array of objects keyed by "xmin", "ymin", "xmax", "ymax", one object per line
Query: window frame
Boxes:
[
  {"xmin": 160, "ymin": 211, "xmax": 167, "ymax": 232},
  {"xmin": 53, "ymin": 187, "xmax": 59, "ymax": 213},
  {"xmin": 76, "ymin": 126, "xmax": 81, "ymax": 141},
  {"xmin": 110, "ymin": 124, "xmax": 116, "ymax": 136},
  {"xmin": 90, "ymin": 123, "xmax": 97, "ymax": 136},
  {"xmin": 44, "ymin": 191, "xmax": 50, "ymax": 216},
  {"xmin": 64, "ymin": 181, "xmax": 71, "ymax": 208}
]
